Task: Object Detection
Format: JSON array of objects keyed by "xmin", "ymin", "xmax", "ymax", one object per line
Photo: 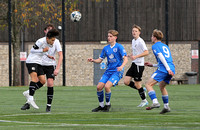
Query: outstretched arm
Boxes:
[{"xmin": 88, "ymin": 58, "xmax": 103, "ymax": 64}]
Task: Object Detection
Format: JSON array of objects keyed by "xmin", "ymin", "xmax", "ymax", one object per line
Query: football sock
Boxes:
[
  {"xmin": 105, "ymin": 92, "xmax": 111, "ymax": 105},
  {"xmin": 152, "ymin": 99, "xmax": 159, "ymax": 104},
  {"xmin": 35, "ymin": 81, "xmax": 43, "ymax": 90},
  {"xmin": 29, "ymin": 81, "xmax": 37, "ymax": 96},
  {"xmin": 148, "ymin": 91, "xmax": 158, "ymax": 103},
  {"xmin": 164, "ymin": 103, "xmax": 169, "ymax": 109},
  {"xmin": 128, "ymin": 81, "xmax": 137, "ymax": 89},
  {"xmin": 138, "ymin": 87, "xmax": 146, "ymax": 100},
  {"xmin": 99, "ymin": 102, "xmax": 104, "ymax": 108},
  {"xmin": 47, "ymin": 87, "xmax": 54, "ymax": 105},
  {"xmin": 97, "ymin": 90, "xmax": 104, "ymax": 104},
  {"xmin": 162, "ymin": 95, "xmax": 169, "ymax": 104}
]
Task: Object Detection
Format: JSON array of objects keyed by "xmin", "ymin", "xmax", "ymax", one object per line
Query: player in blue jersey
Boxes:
[
  {"xmin": 88, "ymin": 30, "xmax": 128, "ymax": 112},
  {"xmin": 144, "ymin": 29, "xmax": 175, "ymax": 114}
]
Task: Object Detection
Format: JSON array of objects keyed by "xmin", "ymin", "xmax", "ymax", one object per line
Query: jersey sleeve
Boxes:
[
  {"xmin": 119, "ymin": 44, "xmax": 127, "ymax": 57},
  {"xmin": 152, "ymin": 45, "xmax": 160, "ymax": 56},
  {"xmin": 99, "ymin": 47, "xmax": 106, "ymax": 59},
  {"xmin": 157, "ymin": 53, "xmax": 170, "ymax": 70},
  {"xmin": 30, "ymin": 40, "xmax": 44, "ymax": 53},
  {"xmin": 140, "ymin": 40, "xmax": 148, "ymax": 51}
]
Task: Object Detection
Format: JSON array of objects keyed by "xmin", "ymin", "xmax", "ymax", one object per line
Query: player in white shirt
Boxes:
[
  {"xmin": 21, "ymin": 29, "xmax": 59, "ymax": 110},
  {"xmin": 124, "ymin": 24, "xmax": 149, "ymax": 107},
  {"xmin": 42, "ymin": 24, "xmax": 63, "ymax": 112}
]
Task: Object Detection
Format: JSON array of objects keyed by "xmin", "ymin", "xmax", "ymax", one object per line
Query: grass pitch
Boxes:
[{"xmin": 0, "ymin": 85, "xmax": 200, "ymax": 130}]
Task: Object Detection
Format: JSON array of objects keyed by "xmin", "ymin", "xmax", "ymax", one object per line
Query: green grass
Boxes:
[{"xmin": 0, "ymin": 85, "xmax": 200, "ymax": 130}]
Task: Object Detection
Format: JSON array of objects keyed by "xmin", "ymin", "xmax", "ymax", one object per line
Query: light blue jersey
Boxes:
[
  {"xmin": 152, "ymin": 41, "xmax": 175, "ymax": 73},
  {"xmin": 100, "ymin": 43, "xmax": 127, "ymax": 72}
]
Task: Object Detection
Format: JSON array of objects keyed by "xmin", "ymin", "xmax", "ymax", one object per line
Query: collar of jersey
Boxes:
[{"xmin": 110, "ymin": 43, "xmax": 116, "ymax": 48}]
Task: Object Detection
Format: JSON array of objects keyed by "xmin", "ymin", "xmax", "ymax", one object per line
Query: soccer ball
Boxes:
[{"xmin": 70, "ymin": 11, "xmax": 82, "ymax": 22}]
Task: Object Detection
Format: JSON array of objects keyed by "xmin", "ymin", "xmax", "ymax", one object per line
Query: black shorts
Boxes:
[
  {"xmin": 26, "ymin": 63, "xmax": 44, "ymax": 76},
  {"xmin": 42, "ymin": 65, "xmax": 56, "ymax": 79},
  {"xmin": 125, "ymin": 62, "xmax": 144, "ymax": 81}
]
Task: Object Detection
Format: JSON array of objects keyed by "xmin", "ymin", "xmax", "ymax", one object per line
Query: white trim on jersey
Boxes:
[
  {"xmin": 157, "ymin": 53, "xmax": 170, "ymax": 71},
  {"xmin": 131, "ymin": 37, "xmax": 148, "ymax": 66}
]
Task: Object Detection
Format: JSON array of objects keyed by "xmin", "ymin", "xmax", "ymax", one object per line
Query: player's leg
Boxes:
[
  {"xmin": 124, "ymin": 76, "xmax": 137, "ymax": 89},
  {"xmin": 21, "ymin": 63, "xmax": 39, "ymax": 110},
  {"xmin": 27, "ymin": 73, "xmax": 46, "ymax": 109},
  {"xmin": 159, "ymin": 76, "xmax": 172, "ymax": 114},
  {"xmin": 44, "ymin": 66, "xmax": 55, "ymax": 112},
  {"xmin": 134, "ymin": 65, "xmax": 147, "ymax": 101},
  {"xmin": 92, "ymin": 82, "xmax": 105, "ymax": 112},
  {"xmin": 28, "ymin": 65, "xmax": 45, "ymax": 109},
  {"xmin": 126, "ymin": 64, "xmax": 148, "ymax": 107},
  {"xmin": 92, "ymin": 72, "xmax": 110, "ymax": 112},
  {"xmin": 24, "ymin": 64, "xmax": 45, "ymax": 100},
  {"xmin": 135, "ymin": 81, "xmax": 148, "ymax": 107},
  {"xmin": 124, "ymin": 63, "xmax": 137, "ymax": 89},
  {"xmin": 103, "ymin": 71, "xmax": 123, "ymax": 112},
  {"xmin": 103, "ymin": 81, "xmax": 113, "ymax": 112},
  {"xmin": 21, "ymin": 71, "xmax": 38, "ymax": 110},
  {"xmin": 145, "ymin": 77, "xmax": 160, "ymax": 110},
  {"xmin": 46, "ymin": 78, "xmax": 54, "ymax": 112}
]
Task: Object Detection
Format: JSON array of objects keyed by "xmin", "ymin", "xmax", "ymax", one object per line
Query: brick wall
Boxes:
[{"xmin": 0, "ymin": 41, "xmax": 194, "ymax": 86}]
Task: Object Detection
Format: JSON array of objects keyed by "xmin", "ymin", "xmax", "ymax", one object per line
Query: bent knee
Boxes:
[
  {"xmin": 124, "ymin": 80, "xmax": 130, "ymax": 86},
  {"xmin": 40, "ymin": 80, "xmax": 46, "ymax": 85}
]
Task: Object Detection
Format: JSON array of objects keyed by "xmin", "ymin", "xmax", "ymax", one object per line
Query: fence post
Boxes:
[
  {"xmin": 62, "ymin": 0, "xmax": 66, "ymax": 86},
  {"xmin": 198, "ymin": 41, "xmax": 200, "ymax": 83},
  {"xmin": 8, "ymin": 0, "xmax": 12, "ymax": 86},
  {"xmin": 165, "ymin": 0, "xmax": 169, "ymax": 46}
]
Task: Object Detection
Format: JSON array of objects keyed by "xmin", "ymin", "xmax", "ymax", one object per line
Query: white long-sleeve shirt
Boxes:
[{"xmin": 26, "ymin": 37, "xmax": 52, "ymax": 65}]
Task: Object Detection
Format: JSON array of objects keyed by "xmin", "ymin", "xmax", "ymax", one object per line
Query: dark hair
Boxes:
[
  {"xmin": 44, "ymin": 24, "xmax": 55, "ymax": 31},
  {"xmin": 46, "ymin": 29, "xmax": 59, "ymax": 39}
]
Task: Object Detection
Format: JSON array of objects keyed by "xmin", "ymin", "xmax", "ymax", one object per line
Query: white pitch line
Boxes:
[
  {"xmin": 1, "ymin": 120, "xmax": 198, "ymax": 129},
  {"xmin": 2, "ymin": 112, "xmax": 54, "ymax": 117},
  {"xmin": 0, "ymin": 120, "xmax": 127, "ymax": 127}
]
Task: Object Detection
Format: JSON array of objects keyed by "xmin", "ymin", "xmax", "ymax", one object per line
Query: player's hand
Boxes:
[
  {"xmin": 130, "ymin": 55, "xmax": 137, "ymax": 60},
  {"xmin": 87, "ymin": 58, "xmax": 94, "ymax": 62},
  {"xmin": 54, "ymin": 69, "xmax": 59, "ymax": 76},
  {"xmin": 144, "ymin": 62, "xmax": 153, "ymax": 67},
  {"xmin": 128, "ymin": 54, "xmax": 137, "ymax": 60},
  {"xmin": 168, "ymin": 70, "xmax": 174, "ymax": 76},
  {"xmin": 117, "ymin": 66, "xmax": 123, "ymax": 71},
  {"xmin": 48, "ymin": 55, "xmax": 55, "ymax": 60},
  {"xmin": 43, "ymin": 47, "xmax": 49, "ymax": 52}
]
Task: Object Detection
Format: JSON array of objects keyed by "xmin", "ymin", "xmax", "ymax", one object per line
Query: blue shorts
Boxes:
[
  {"xmin": 151, "ymin": 70, "xmax": 172, "ymax": 84},
  {"xmin": 99, "ymin": 70, "xmax": 124, "ymax": 86}
]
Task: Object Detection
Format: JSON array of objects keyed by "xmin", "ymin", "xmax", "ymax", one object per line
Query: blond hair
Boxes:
[
  {"xmin": 152, "ymin": 29, "xmax": 164, "ymax": 40},
  {"xmin": 132, "ymin": 24, "xmax": 141, "ymax": 32},
  {"xmin": 108, "ymin": 30, "xmax": 119, "ymax": 37}
]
